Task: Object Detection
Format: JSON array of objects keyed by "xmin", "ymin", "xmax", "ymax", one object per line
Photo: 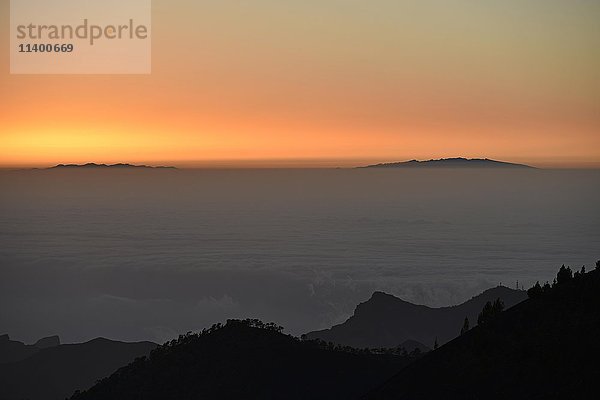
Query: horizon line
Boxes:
[{"xmin": 2, "ymin": 158, "xmax": 600, "ymax": 170}]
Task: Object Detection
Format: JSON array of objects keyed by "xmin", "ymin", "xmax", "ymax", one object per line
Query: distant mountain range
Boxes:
[
  {"xmin": 361, "ymin": 157, "xmax": 534, "ymax": 169},
  {"xmin": 0, "ymin": 285, "xmax": 526, "ymax": 400},
  {"xmin": 305, "ymin": 286, "xmax": 527, "ymax": 348},
  {"xmin": 68, "ymin": 267, "xmax": 599, "ymax": 399},
  {"xmin": 3, "ymin": 267, "xmax": 596, "ymax": 400},
  {"xmin": 46, "ymin": 163, "xmax": 176, "ymax": 170},
  {"xmin": 0, "ymin": 337, "xmax": 156, "ymax": 400},
  {"xmin": 0, "ymin": 334, "xmax": 60, "ymax": 364}
]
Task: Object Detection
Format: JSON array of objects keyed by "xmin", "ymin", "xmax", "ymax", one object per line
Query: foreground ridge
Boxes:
[
  {"xmin": 367, "ymin": 264, "xmax": 600, "ymax": 399},
  {"xmin": 70, "ymin": 319, "xmax": 420, "ymax": 400}
]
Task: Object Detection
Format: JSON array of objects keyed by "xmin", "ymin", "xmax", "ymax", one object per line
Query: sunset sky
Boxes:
[{"xmin": 1, "ymin": 0, "xmax": 599, "ymax": 168}]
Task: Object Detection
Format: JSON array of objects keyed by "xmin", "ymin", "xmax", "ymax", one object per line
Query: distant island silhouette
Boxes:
[
  {"xmin": 361, "ymin": 157, "xmax": 534, "ymax": 169},
  {"xmin": 46, "ymin": 163, "xmax": 177, "ymax": 170}
]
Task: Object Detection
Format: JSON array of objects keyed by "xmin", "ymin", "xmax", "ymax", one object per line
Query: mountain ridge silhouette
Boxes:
[
  {"xmin": 69, "ymin": 320, "xmax": 419, "ymax": 400},
  {"xmin": 305, "ymin": 286, "xmax": 527, "ymax": 348},
  {"xmin": 0, "ymin": 337, "xmax": 156, "ymax": 400},
  {"xmin": 0, "ymin": 334, "xmax": 60, "ymax": 364}
]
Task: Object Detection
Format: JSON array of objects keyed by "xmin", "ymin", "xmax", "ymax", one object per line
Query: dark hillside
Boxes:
[
  {"xmin": 71, "ymin": 320, "xmax": 418, "ymax": 400},
  {"xmin": 367, "ymin": 267, "xmax": 600, "ymax": 399},
  {"xmin": 0, "ymin": 338, "xmax": 156, "ymax": 400}
]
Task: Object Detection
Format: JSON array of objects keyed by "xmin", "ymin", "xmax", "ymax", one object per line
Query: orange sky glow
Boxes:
[{"xmin": 1, "ymin": 0, "xmax": 599, "ymax": 168}]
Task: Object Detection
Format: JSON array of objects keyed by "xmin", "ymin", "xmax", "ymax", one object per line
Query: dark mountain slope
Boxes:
[
  {"xmin": 367, "ymin": 268, "xmax": 600, "ymax": 399},
  {"xmin": 71, "ymin": 320, "xmax": 419, "ymax": 400},
  {"xmin": 305, "ymin": 286, "xmax": 526, "ymax": 348},
  {"xmin": 361, "ymin": 157, "xmax": 533, "ymax": 168},
  {"xmin": 0, "ymin": 334, "xmax": 60, "ymax": 364},
  {"xmin": 0, "ymin": 338, "xmax": 156, "ymax": 400}
]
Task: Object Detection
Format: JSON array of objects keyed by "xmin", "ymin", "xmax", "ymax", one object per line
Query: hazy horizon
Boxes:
[{"xmin": 3, "ymin": 156, "xmax": 600, "ymax": 170}]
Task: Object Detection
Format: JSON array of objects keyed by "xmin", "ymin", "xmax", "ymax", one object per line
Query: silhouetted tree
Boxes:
[
  {"xmin": 542, "ymin": 282, "xmax": 552, "ymax": 293},
  {"xmin": 527, "ymin": 281, "xmax": 543, "ymax": 298},
  {"xmin": 478, "ymin": 298, "xmax": 504, "ymax": 326},
  {"xmin": 410, "ymin": 348, "xmax": 422, "ymax": 357},
  {"xmin": 434, "ymin": 337, "xmax": 439, "ymax": 350},
  {"xmin": 574, "ymin": 266, "xmax": 586, "ymax": 279},
  {"xmin": 596, "ymin": 260, "xmax": 599, "ymax": 270},
  {"xmin": 478, "ymin": 301, "xmax": 493, "ymax": 326},
  {"xmin": 492, "ymin": 298, "xmax": 505, "ymax": 314},
  {"xmin": 556, "ymin": 265, "xmax": 573, "ymax": 285},
  {"xmin": 460, "ymin": 317, "xmax": 470, "ymax": 335}
]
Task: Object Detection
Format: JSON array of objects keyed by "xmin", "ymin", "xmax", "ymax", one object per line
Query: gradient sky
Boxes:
[{"xmin": 1, "ymin": 0, "xmax": 599, "ymax": 167}]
